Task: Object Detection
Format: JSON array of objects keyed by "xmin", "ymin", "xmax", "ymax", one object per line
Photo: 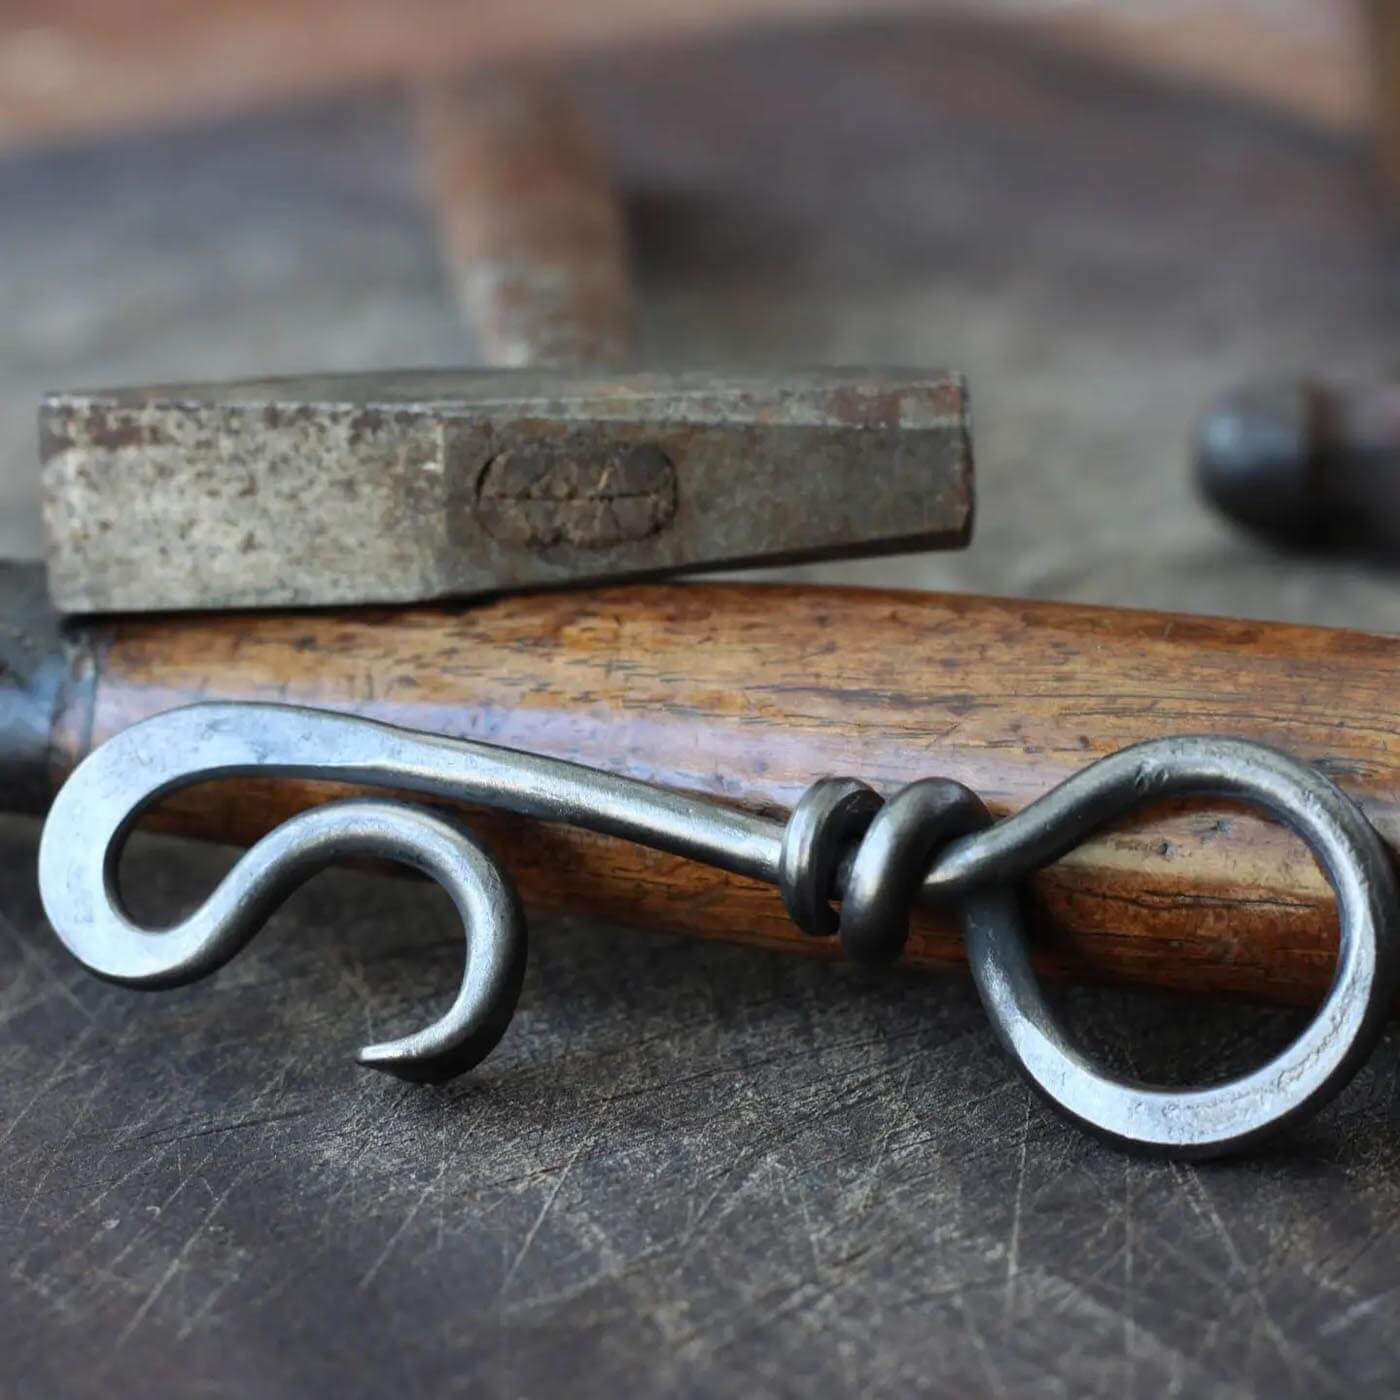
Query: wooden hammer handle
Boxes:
[
  {"xmin": 416, "ymin": 68, "xmax": 633, "ymax": 366},
  {"xmin": 30, "ymin": 581, "xmax": 1397, "ymax": 1007}
]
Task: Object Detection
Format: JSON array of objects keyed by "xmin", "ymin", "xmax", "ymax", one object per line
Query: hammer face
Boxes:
[{"xmin": 40, "ymin": 368, "xmax": 972, "ymax": 614}]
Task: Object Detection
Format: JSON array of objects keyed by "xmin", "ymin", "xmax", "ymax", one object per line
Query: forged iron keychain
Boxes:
[{"xmin": 38, "ymin": 702, "xmax": 1399, "ymax": 1160}]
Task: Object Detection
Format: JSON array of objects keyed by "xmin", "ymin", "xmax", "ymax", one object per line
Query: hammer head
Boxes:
[{"xmin": 41, "ymin": 368, "xmax": 972, "ymax": 614}]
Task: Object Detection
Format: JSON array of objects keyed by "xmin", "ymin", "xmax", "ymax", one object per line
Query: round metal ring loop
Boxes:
[{"xmin": 940, "ymin": 737, "xmax": 1399, "ymax": 1158}]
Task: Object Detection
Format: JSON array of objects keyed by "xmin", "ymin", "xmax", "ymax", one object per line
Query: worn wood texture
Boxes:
[{"xmin": 44, "ymin": 582, "xmax": 1400, "ymax": 1008}]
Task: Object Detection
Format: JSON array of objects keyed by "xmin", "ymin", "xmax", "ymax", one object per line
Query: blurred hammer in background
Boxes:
[
  {"xmin": 38, "ymin": 67, "xmax": 976, "ymax": 615},
  {"xmin": 415, "ymin": 67, "xmax": 634, "ymax": 368},
  {"xmin": 1196, "ymin": 380, "xmax": 1400, "ymax": 559}
]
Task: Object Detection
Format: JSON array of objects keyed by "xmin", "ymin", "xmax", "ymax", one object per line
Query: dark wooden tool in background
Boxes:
[
  {"xmin": 5, "ymin": 560, "xmax": 1397, "ymax": 1008},
  {"xmin": 1196, "ymin": 379, "xmax": 1400, "ymax": 557}
]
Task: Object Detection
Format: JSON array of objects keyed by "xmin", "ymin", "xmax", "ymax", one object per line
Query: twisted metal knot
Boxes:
[
  {"xmin": 780, "ymin": 776, "xmax": 991, "ymax": 964},
  {"xmin": 36, "ymin": 701, "xmax": 1400, "ymax": 1159}
]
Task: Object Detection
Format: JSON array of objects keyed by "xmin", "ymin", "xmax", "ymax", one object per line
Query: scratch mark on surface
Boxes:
[
  {"xmin": 17, "ymin": 1062, "xmax": 113, "ymax": 1228},
  {"xmin": 1003, "ymin": 1096, "xmax": 1032, "ymax": 1322},
  {"xmin": 358, "ymin": 1148, "xmax": 459, "ymax": 1292},
  {"xmin": 113, "ymin": 1165, "xmax": 248, "ymax": 1351},
  {"xmin": 497, "ymin": 1132, "xmax": 590, "ymax": 1299},
  {"xmin": 0, "ymin": 910, "xmax": 98, "ymax": 1030},
  {"xmin": 1123, "ymin": 1158, "xmax": 1137, "ymax": 1400},
  {"xmin": 0, "ymin": 1025, "xmax": 95, "ymax": 1153},
  {"xmin": 1174, "ymin": 1163, "xmax": 1343, "ymax": 1392}
]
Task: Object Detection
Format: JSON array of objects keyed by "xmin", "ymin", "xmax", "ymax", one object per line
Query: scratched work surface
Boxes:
[
  {"xmin": 4, "ymin": 11, "xmax": 1400, "ymax": 1400},
  {"xmin": 5, "ymin": 822, "xmax": 1400, "ymax": 1398}
]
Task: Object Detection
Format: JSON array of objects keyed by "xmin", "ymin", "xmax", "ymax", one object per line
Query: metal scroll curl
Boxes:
[{"xmin": 38, "ymin": 702, "xmax": 1399, "ymax": 1158}]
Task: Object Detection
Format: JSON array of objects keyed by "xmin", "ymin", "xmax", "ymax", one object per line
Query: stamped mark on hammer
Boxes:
[{"xmin": 474, "ymin": 441, "xmax": 677, "ymax": 550}]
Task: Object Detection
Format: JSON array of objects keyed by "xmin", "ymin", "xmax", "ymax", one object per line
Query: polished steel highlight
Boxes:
[{"xmin": 38, "ymin": 702, "xmax": 1399, "ymax": 1158}]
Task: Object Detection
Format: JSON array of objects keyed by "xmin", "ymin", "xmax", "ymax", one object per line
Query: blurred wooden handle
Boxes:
[
  {"xmin": 25, "ymin": 581, "xmax": 1397, "ymax": 1007},
  {"xmin": 416, "ymin": 68, "xmax": 633, "ymax": 366}
]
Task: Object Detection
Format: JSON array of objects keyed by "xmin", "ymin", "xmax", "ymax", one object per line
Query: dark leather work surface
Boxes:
[{"xmin": 3, "ymin": 10, "xmax": 1400, "ymax": 1399}]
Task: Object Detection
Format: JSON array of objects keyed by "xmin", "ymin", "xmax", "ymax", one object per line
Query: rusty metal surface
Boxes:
[
  {"xmin": 417, "ymin": 69, "xmax": 635, "ymax": 366},
  {"xmin": 40, "ymin": 368, "xmax": 973, "ymax": 613}
]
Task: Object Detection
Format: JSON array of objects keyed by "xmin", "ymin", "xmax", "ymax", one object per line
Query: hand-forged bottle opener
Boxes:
[{"xmin": 37, "ymin": 700, "xmax": 1398, "ymax": 1161}]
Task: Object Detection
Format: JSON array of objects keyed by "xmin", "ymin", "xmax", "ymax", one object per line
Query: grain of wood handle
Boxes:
[{"xmin": 27, "ymin": 583, "xmax": 1400, "ymax": 1006}]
